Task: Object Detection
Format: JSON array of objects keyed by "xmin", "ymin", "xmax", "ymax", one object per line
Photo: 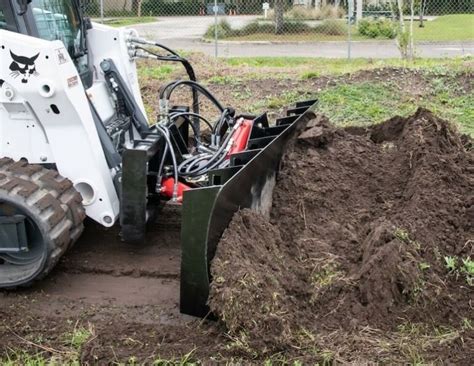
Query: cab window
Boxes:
[
  {"xmin": 31, "ymin": 0, "xmax": 82, "ymax": 57},
  {"xmin": 0, "ymin": 0, "xmax": 18, "ymax": 31}
]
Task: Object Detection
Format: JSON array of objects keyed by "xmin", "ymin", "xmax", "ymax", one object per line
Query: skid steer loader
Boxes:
[{"xmin": 0, "ymin": 0, "xmax": 316, "ymax": 317}]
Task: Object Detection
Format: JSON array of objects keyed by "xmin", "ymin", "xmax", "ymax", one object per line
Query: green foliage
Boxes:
[
  {"xmin": 240, "ymin": 20, "xmax": 276, "ymax": 35},
  {"xmin": 314, "ymin": 19, "xmax": 348, "ymax": 36},
  {"xmin": 394, "ymin": 228, "xmax": 411, "ymax": 243},
  {"xmin": 301, "ymin": 71, "xmax": 321, "ymax": 80},
  {"xmin": 66, "ymin": 326, "xmax": 93, "ymax": 351},
  {"xmin": 204, "ymin": 19, "xmax": 233, "ymax": 39},
  {"xmin": 205, "ymin": 19, "xmax": 347, "ymax": 39},
  {"xmin": 443, "ymin": 256, "xmax": 457, "ymax": 272},
  {"xmin": 461, "ymin": 258, "xmax": 474, "ymax": 285},
  {"xmin": 138, "ymin": 64, "xmax": 176, "ymax": 81},
  {"xmin": 442, "ymin": 256, "xmax": 473, "ymax": 285},
  {"xmin": 358, "ymin": 18, "xmax": 398, "ymax": 39}
]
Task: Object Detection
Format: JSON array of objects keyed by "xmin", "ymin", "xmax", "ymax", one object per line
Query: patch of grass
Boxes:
[
  {"xmin": 250, "ymin": 90, "xmax": 316, "ymax": 112},
  {"xmin": 137, "ymin": 55, "xmax": 473, "ymax": 134},
  {"xmin": 315, "ymin": 71, "xmax": 472, "ymax": 135},
  {"xmin": 318, "ymin": 82, "xmax": 411, "ymax": 126},
  {"xmin": 427, "ymin": 92, "xmax": 474, "ymax": 136},
  {"xmin": 419, "ymin": 262, "xmax": 430, "ymax": 271},
  {"xmin": 64, "ymin": 323, "xmax": 94, "ymax": 351},
  {"xmin": 311, "ymin": 263, "xmax": 342, "ymax": 288},
  {"xmin": 207, "ymin": 75, "xmax": 242, "ymax": 85},
  {"xmin": 301, "ymin": 71, "xmax": 321, "ymax": 80},
  {"xmin": 225, "ymin": 57, "xmax": 470, "ymax": 75},
  {"xmin": 412, "ymin": 14, "xmax": 474, "ymax": 41},
  {"xmin": 101, "ymin": 17, "xmax": 157, "ymax": 28},
  {"xmin": 442, "ymin": 255, "xmax": 474, "ymax": 285},
  {"xmin": 395, "ymin": 322, "xmax": 461, "ymax": 364},
  {"xmin": 138, "ymin": 64, "xmax": 176, "ymax": 81},
  {"xmin": 1, "ymin": 351, "xmax": 52, "ymax": 366},
  {"xmin": 394, "ymin": 228, "xmax": 421, "ymax": 251},
  {"xmin": 394, "ymin": 228, "xmax": 411, "ymax": 243},
  {"xmin": 444, "ymin": 256, "xmax": 457, "ymax": 272}
]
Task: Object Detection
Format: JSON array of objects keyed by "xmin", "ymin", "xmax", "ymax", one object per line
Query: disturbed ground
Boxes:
[
  {"xmin": 1, "ymin": 58, "xmax": 473, "ymax": 363},
  {"xmin": 210, "ymin": 108, "xmax": 473, "ymax": 364}
]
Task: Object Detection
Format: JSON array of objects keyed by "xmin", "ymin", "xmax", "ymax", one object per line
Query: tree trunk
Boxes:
[
  {"xmin": 132, "ymin": 0, "xmax": 142, "ymax": 17},
  {"xmin": 275, "ymin": 0, "xmax": 285, "ymax": 35},
  {"xmin": 409, "ymin": 0, "xmax": 415, "ymax": 60},
  {"xmin": 356, "ymin": 0, "xmax": 363, "ymax": 23}
]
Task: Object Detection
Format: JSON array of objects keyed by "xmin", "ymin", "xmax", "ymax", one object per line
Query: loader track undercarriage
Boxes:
[{"xmin": 0, "ymin": 158, "xmax": 85, "ymax": 288}]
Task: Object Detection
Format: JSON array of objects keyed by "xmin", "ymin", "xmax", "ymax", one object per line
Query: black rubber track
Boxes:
[{"xmin": 0, "ymin": 158, "xmax": 85, "ymax": 287}]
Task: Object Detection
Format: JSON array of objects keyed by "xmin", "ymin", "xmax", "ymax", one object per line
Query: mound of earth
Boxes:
[{"xmin": 209, "ymin": 108, "xmax": 473, "ymax": 363}]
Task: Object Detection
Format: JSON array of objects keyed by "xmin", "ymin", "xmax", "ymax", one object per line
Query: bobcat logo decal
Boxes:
[{"xmin": 9, "ymin": 51, "xmax": 40, "ymax": 84}]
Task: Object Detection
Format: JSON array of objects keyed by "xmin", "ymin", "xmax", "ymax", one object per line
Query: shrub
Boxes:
[
  {"xmin": 320, "ymin": 5, "xmax": 346, "ymax": 19},
  {"xmin": 283, "ymin": 20, "xmax": 313, "ymax": 34},
  {"xmin": 314, "ymin": 19, "xmax": 348, "ymax": 36},
  {"xmin": 284, "ymin": 5, "xmax": 345, "ymax": 20},
  {"xmin": 285, "ymin": 7, "xmax": 322, "ymax": 20},
  {"xmin": 358, "ymin": 18, "xmax": 397, "ymax": 39},
  {"xmin": 205, "ymin": 19, "xmax": 314, "ymax": 39},
  {"xmin": 204, "ymin": 19, "xmax": 233, "ymax": 39}
]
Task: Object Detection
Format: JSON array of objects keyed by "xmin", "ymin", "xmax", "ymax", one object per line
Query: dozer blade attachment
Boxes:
[{"xmin": 180, "ymin": 100, "xmax": 318, "ymax": 317}]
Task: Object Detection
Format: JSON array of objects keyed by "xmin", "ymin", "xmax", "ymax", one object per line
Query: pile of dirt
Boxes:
[{"xmin": 209, "ymin": 108, "xmax": 473, "ymax": 363}]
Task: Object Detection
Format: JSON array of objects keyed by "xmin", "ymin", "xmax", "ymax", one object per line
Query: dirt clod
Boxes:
[{"xmin": 209, "ymin": 108, "xmax": 474, "ymax": 363}]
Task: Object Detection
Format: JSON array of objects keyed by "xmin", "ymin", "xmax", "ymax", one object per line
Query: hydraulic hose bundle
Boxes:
[{"xmin": 128, "ymin": 37, "xmax": 237, "ymax": 200}]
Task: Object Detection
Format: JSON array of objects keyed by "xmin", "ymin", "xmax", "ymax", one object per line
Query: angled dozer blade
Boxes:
[{"xmin": 180, "ymin": 100, "xmax": 318, "ymax": 317}]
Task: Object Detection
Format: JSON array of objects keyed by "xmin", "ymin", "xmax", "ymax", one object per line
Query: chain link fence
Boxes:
[{"xmin": 85, "ymin": 1, "xmax": 473, "ymax": 58}]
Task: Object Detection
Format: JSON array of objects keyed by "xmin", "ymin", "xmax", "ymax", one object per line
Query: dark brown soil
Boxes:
[
  {"xmin": 0, "ymin": 209, "xmax": 225, "ymax": 363},
  {"xmin": 210, "ymin": 108, "xmax": 474, "ymax": 363}
]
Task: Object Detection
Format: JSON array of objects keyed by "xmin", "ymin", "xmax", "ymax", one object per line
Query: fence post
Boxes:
[
  {"xmin": 214, "ymin": 0, "xmax": 219, "ymax": 58},
  {"xmin": 100, "ymin": 0, "xmax": 104, "ymax": 23},
  {"xmin": 348, "ymin": 0, "xmax": 354, "ymax": 60}
]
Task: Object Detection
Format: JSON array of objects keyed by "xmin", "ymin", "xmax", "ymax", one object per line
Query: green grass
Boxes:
[
  {"xmin": 317, "ymin": 80, "xmax": 473, "ymax": 135},
  {"xmin": 101, "ymin": 17, "xmax": 157, "ymax": 27},
  {"xmin": 225, "ymin": 56, "xmax": 469, "ymax": 75},
  {"xmin": 138, "ymin": 64, "xmax": 177, "ymax": 80},
  {"xmin": 412, "ymin": 14, "xmax": 474, "ymax": 41},
  {"xmin": 318, "ymin": 82, "xmax": 412, "ymax": 126}
]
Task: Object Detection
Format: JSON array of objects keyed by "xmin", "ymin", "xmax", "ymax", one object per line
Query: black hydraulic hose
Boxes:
[
  {"xmin": 162, "ymin": 80, "xmax": 224, "ymax": 113},
  {"xmin": 137, "ymin": 44, "xmax": 200, "ymax": 131},
  {"xmin": 178, "ymin": 126, "xmax": 236, "ymax": 178},
  {"xmin": 156, "ymin": 125, "xmax": 179, "ymax": 200},
  {"xmin": 157, "ymin": 143, "xmax": 169, "ymax": 185},
  {"xmin": 169, "ymin": 112, "xmax": 214, "ymax": 131},
  {"xmin": 213, "ymin": 108, "xmax": 232, "ymax": 135}
]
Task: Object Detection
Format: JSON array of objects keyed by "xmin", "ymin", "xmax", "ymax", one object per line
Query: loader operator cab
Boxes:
[{"xmin": 0, "ymin": 0, "xmax": 92, "ymax": 87}]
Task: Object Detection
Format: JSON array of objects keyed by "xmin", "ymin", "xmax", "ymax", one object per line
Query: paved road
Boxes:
[{"xmin": 132, "ymin": 17, "xmax": 473, "ymax": 59}]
